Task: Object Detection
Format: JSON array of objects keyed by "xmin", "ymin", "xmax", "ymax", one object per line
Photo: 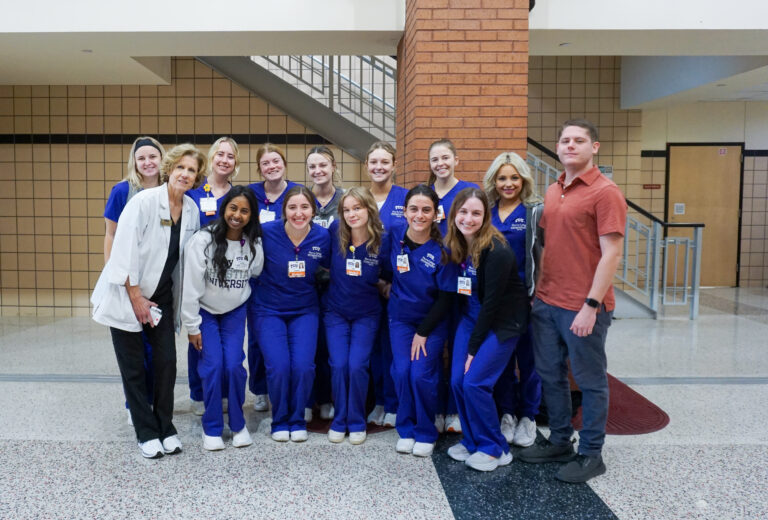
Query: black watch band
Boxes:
[{"xmin": 585, "ymin": 298, "xmax": 600, "ymax": 309}]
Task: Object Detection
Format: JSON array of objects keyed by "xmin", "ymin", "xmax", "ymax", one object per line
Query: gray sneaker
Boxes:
[
  {"xmin": 516, "ymin": 438, "xmax": 575, "ymax": 464},
  {"xmin": 556, "ymin": 454, "xmax": 606, "ymax": 483}
]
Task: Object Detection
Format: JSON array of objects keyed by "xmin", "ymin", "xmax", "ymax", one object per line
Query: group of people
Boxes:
[{"xmin": 91, "ymin": 118, "xmax": 626, "ymax": 484}]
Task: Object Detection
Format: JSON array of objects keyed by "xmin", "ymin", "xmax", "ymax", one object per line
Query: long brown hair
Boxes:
[
  {"xmin": 445, "ymin": 188, "xmax": 505, "ymax": 267},
  {"xmin": 337, "ymin": 187, "xmax": 383, "ymax": 256},
  {"xmin": 281, "ymin": 185, "xmax": 317, "ymax": 220},
  {"xmin": 427, "ymin": 138, "xmax": 457, "ymax": 187}
]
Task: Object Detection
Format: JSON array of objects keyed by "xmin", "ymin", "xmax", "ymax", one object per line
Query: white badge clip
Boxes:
[
  {"xmin": 200, "ymin": 197, "xmax": 217, "ymax": 215},
  {"xmin": 396, "ymin": 254, "xmax": 410, "ymax": 273},
  {"xmin": 457, "ymin": 276, "xmax": 472, "ymax": 295},
  {"xmin": 232, "ymin": 256, "xmax": 250, "ymax": 271},
  {"xmin": 288, "ymin": 260, "xmax": 306, "ymax": 278},
  {"xmin": 346, "ymin": 258, "xmax": 362, "ymax": 277},
  {"xmin": 259, "ymin": 209, "xmax": 276, "ymax": 223}
]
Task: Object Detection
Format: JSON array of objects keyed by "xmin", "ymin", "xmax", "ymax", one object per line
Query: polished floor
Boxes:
[{"xmin": 0, "ymin": 288, "xmax": 766, "ymax": 519}]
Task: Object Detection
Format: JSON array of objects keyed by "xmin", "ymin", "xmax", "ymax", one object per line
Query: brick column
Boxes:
[{"xmin": 396, "ymin": 0, "xmax": 529, "ymax": 187}]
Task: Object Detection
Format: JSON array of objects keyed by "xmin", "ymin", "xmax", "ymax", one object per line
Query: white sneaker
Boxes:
[
  {"xmin": 304, "ymin": 408, "xmax": 313, "ymax": 422},
  {"xmin": 367, "ymin": 405, "xmax": 385, "ymax": 425},
  {"xmin": 191, "ymin": 400, "xmax": 205, "ymax": 416},
  {"xmin": 500, "ymin": 413, "xmax": 518, "ymax": 444},
  {"xmin": 222, "ymin": 398, "xmax": 228, "ymax": 414},
  {"xmin": 498, "ymin": 451, "xmax": 513, "ymax": 466},
  {"xmin": 271, "ymin": 430, "xmax": 289, "ymax": 442},
  {"xmin": 161, "ymin": 435, "xmax": 182, "ymax": 455},
  {"xmin": 328, "ymin": 429, "xmax": 345, "ymax": 443},
  {"xmin": 203, "ymin": 434, "xmax": 225, "ymax": 451},
  {"xmin": 445, "ymin": 414, "xmax": 462, "ymax": 433},
  {"xmin": 349, "ymin": 431, "xmax": 367, "ymax": 445},
  {"xmin": 382, "ymin": 413, "xmax": 397, "ymax": 427},
  {"xmin": 138, "ymin": 439, "xmax": 164, "ymax": 459},
  {"xmin": 126, "ymin": 409, "xmax": 133, "ymax": 426},
  {"xmin": 434, "ymin": 414, "xmax": 445, "ymax": 433},
  {"xmin": 512, "ymin": 417, "xmax": 537, "ymax": 447},
  {"xmin": 447, "ymin": 442, "xmax": 471, "ymax": 462},
  {"xmin": 290, "ymin": 429, "xmax": 308, "ymax": 442},
  {"xmin": 253, "ymin": 394, "xmax": 269, "ymax": 412},
  {"xmin": 319, "ymin": 403, "xmax": 335, "ymax": 420},
  {"xmin": 465, "ymin": 451, "xmax": 505, "ymax": 472},
  {"xmin": 232, "ymin": 427, "xmax": 253, "ymax": 448},
  {"xmin": 412, "ymin": 441, "xmax": 435, "ymax": 457},
  {"xmin": 396, "ymin": 438, "xmax": 415, "ymax": 454}
]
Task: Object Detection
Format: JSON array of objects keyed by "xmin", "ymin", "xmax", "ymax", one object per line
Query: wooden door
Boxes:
[{"xmin": 666, "ymin": 145, "xmax": 742, "ymax": 287}]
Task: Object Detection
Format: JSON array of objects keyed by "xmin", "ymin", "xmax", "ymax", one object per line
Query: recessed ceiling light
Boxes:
[
  {"xmin": 81, "ymin": 49, "xmax": 93, "ymax": 53},
  {"xmin": 558, "ymin": 42, "xmax": 571, "ymax": 47},
  {"xmin": 716, "ymin": 83, "xmax": 726, "ymax": 87}
]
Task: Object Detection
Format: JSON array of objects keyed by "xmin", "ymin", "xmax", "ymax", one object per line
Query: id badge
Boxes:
[
  {"xmin": 288, "ymin": 260, "xmax": 306, "ymax": 278},
  {"xmin": 232, "ymin": 257, "xmax": 249, "ymax": 271},
  {"xmin": 200, "ymin": 197, "xmax": 217, "ymax": 215},
  {"xmin": 259, "ymin": 209, "xmax": 276, "ymax": 223},
  {"xmin": 436, "ymin": 204, "xmax": 445, "ymax": 221},
  {"xmin": 457, "ymin": 276, "xmax": 472, "ymax": 295},
  {"xmin": 396, "ymin": 254, "xmax": 410, "ymax": 273},
  {"xmin": 346, "ymin": 258, "xmax": 362, "ymax": 277}
]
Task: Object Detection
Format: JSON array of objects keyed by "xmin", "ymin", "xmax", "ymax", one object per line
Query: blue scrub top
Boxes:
[
  {"xmin": 432, "ymin": 179, "xmax": 479, "ymax": 236},
  {"xmin": 324, "ymin": 220, "xmax": 390, "ymax": 320},
  {"xmin": 457, "ymin": 259, "xmax": 481, "ymax": 322},
  {"xmin": 378, "ymin": 185, "xmax": 408, "ymax": 231},
  {"xmin": 104, "ymin": 181, "xmax": 132, "ymax": 222},
  {"xmin": 387, "ymin": 223, "xmax": 457, "ymax": 324},
  {"xmin": 248, "ymin": 181, "xmax": 303, "ymax": 222},
  {"xmin": 253, "ymin": 220, "xmax": 330, "ymax": 316},
  {"xmin": 491, "ymin": 204, "xmax": 527, "ymax": 283},
  {"xmin": 186, "ymin": 178, "xmax": 231, "ymax": 227}
]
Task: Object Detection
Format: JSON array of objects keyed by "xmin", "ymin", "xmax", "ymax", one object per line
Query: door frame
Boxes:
[{"xmin": 664, "ymin": 142, "xmax": 745, "ymax": 286}]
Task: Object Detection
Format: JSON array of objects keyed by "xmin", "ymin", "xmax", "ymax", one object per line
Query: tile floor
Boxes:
[{"xmin": 0, "ymin": 287, "xmax": 766, "ymax": 519}]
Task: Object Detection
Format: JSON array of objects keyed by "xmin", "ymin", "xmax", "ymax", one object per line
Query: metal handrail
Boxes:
[{"xmin": 526, "ymin": 145, "xmax": 704, "ymax": 319}]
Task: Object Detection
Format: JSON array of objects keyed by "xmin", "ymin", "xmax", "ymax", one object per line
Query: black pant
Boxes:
[{"xmin": 111, "ymin": 302, "xmax": 177, "ymax": 443}]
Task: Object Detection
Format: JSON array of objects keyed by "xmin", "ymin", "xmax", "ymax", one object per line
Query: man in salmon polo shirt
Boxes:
[{"xmin": 517, "ymin": 119, "xmax": 626, "ymax": 483}]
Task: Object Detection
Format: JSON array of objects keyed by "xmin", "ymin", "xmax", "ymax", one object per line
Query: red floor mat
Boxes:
[{"xmin": 572, "ymin": 373, "xmax": 669, "ymax": 435}]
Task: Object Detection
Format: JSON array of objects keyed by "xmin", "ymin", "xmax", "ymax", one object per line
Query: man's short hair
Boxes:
[{"xmin": 557, "ymin": 119, "xmax": 599, "ymax": 142}]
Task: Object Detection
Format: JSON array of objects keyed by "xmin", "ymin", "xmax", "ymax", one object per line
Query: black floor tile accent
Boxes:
[{"xmin": 432, "ymin": 434, "xmax": 617, "ymax": 520}]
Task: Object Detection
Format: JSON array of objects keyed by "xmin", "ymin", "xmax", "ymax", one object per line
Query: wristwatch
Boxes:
[{"xmin": 585, "ymin": 298, "xmax": 600, "ymax": 309}]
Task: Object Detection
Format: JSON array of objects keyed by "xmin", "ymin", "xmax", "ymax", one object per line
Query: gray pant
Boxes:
[{"xmin": 531, "ymin": 298, "xmax": 611, "ymax": 456}]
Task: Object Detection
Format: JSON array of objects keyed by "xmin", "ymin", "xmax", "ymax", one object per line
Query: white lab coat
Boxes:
[{"xmin": 91, "ymin": 185, "xmax": 200, "ymax": 332}]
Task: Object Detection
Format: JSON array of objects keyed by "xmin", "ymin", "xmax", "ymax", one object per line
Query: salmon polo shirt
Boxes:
[{"xmin": 536, "ymin": 166, "xmax": 627, "ymax": 312}]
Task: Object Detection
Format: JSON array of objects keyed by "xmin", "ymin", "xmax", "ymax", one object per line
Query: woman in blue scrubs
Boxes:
[
  {"xmin": 483, "ymin": 152, "xmax": 543, "ymax": 448},
  {"xmin": 184, "ymin": 136, "xmax": 241, "ymax": 416},
  {"xmin": 247, "ymin": 143, "xmax": 303, "ymax": 412},
  {"xmin": 365, "ymin": 141, "xmax": 405, "ymax": 427},
  {"xmin": 428, "ymin": 138, "xmax": 477, "ymax": 433},
  {"xmin": 324, "ymin": 187, "xmax": 388, "ymax": 445},
  {"xmin": 387, "ymin": 184, "xmax": 457, "ymax": 457},
  {"xmin": 444, "ymin": 188, "xmax": 529, "ymax": 471},
  {"xmin": 252, "ymin": 185, "xmax": 330, "ymax": 442}
]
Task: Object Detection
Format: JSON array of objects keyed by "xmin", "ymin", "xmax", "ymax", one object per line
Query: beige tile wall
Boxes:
[
  {"xmin": 741, "ymin": 156, "xmax": 768, "ymax": 287},
  {"xmin": 0, "ymin": 58, "xmax": 364, "ymax": 316}
]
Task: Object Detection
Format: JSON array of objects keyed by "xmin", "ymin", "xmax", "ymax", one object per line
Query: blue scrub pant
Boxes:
[
  {"xmin": 308, "ymin": 319, "xmax": 332, "ymax": 409},
  {"xmin": 189, "ymin": 344, "xmax": 229, "ymax": 402},
  {"xmin": 246, "ymin": 279, "xmax": 268, "ymax": 396},
  {"xmin": 452, "ymin": 318, "xmax": 517, "ymax": 458},
  {"xmin": 531, "ymin": 298, "xmax": 611, "ymax": 456},
  {"xmin": 124, "ymin": 333, "xmax": 153, "ymax": 408},
  {"xmin": 389, "ymin": 319, "xmax": 448, "ymax": 443},
  {"xmin": 493, "ymin": 326, "xmax": 541, "ymax": 419},
  {"xmin": 198, "ymin": 305, "xmax": 247, "ymax": 437},
  {"xmin": 324, "ymin": 310, "xmax": 378, "ymax": 433},
  {"xmin": 257, "ymin": 312, "xmax": 319, "ymax": 433},
  {"xmin": 370, "ymin": 306, "xmax": 397, "ymax": 413},
  {"xmin": 439, "ymin": 308, "xmax": 459, "ymax": 415}
]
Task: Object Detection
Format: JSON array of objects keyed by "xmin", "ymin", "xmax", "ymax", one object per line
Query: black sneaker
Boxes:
[
  {"xmin": 555, "ymin": 454, "xmax": 606, "ymax": 483},
  {"xmin": 516, "ymin": 438, "xmax": 575, "ymax": 464}
]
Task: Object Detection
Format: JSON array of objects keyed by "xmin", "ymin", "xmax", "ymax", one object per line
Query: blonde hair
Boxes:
[
  {"xmin": 445, "ymin": 188, "xmax": 505, "ymax": 267},
  {"xmin": 255, "ymin": 143, "xmax": 287, "ymax": 178},
  {"xmin": 207, "ymin": 137, "xmax": 240, "ymax": 180},
  {"xmin": 307, "ymin": 145, "xmax": 341, "ymax": 186},
  {"xmin": 427, "ymin": 138, "xmax": 457, "ymax": 187},
  {"xmin": 159, "ymin": 143, "xmax": 206, "ymax": 189},
  {"xmin": 483, "ymin": 152, "xmax": 542, "ymax": 207},
  {"xmin": 126, "ymin": 136, "xmax": 165, "ymax": 190},
  {"xmin": 337, "ymin": 187, "xmax": 383, "ymax": 256}
]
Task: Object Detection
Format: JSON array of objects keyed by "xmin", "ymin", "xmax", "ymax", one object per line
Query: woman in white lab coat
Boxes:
[{"xmin": 92, "ymin": 143, "xmax": 206, "ymax": 459}]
